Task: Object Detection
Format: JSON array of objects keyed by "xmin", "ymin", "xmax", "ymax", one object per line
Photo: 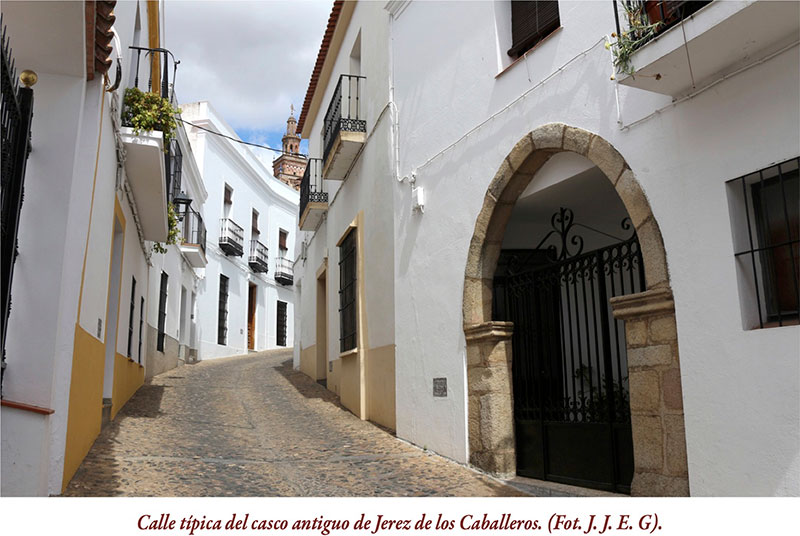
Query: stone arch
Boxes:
[{"xmin": 463, "ymin": 123, "xmax": 688, "ymax": 496}]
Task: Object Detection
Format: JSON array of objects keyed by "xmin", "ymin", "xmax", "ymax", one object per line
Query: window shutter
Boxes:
[{"xmin": 508, "ymin": 1, "xmax": 560, "ymax": 58}]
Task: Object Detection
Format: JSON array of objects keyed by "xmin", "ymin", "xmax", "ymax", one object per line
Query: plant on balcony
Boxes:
[
  {"xmin": 152, "ymin": 203, "xmax": 180, "ymax": 254},
  {"xmin": 607, "ymin": 2, "xmax": 664, "ymax": 78},
  {"xmin": 122, "ymin": 87, "xmax": 180, "ymax": 148}
]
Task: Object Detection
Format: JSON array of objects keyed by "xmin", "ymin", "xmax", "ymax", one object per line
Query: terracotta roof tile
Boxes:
[
  {"xmin": 297, "ymin": 0, "xmax": 343, "ymax": 136},
  {"xmin": 85, "ymin": 0, "xmax": 117, "ymax": 81}
]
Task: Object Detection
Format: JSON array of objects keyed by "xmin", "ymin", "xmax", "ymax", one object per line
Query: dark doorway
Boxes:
[{"xmin": 247, "ymin": 284, "xmax": 257, "ymax": 350}]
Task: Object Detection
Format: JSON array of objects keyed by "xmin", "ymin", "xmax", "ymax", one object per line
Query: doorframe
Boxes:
[{"xmin": 463, "ymin": 124, "xmax": 688, "ymax": 496}]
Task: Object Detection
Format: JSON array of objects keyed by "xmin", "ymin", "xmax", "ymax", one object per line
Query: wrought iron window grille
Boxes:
[
  {"xmin": 727, "ymin": 157, "xmax": 799, "ymax": 329},
  {"xmin": 339, "ymin": 229, "xmax": 358, "ymax": 353}
]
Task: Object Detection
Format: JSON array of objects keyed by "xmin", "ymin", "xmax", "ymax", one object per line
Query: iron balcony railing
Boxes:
[
  {"xmin": 180, "ymin": 207, "xmax": 206, "ymax": 254},
  {"xmin": 612, "ymin": 1, "xmax": 712, "ymax": 51},
  {"xmin": 275, "ymin": 255, "xmax": 293, "ymax": 285},
  {"xmin": 122, "ymin": 46, "xmax": 180, "ymax": 205},
  {"xmin": 322, "ymin": 74, "xmax": 366, "ymax": 165},
  {"xmin": 219, "ymin": 218, "xmax": 244, "ymax": 256},
  {"xmin": 167, "ymin": 137, "xmax": 183, "ymax": 204},
  {"xmin": 249, "ymin": 239, "xmax": 269, "ymax": 273},
  {"xmin": 299, "ymin": 158, "xmax": 327, "ymax": 218}
]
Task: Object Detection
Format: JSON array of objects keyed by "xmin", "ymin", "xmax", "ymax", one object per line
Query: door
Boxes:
[
  {"xmin": 497, "ymin": 232, "xmax": 644, "ymax": 493},
  {"xmin": 247, "ymin": 284, "xmax": 257, "ymax": 350}
]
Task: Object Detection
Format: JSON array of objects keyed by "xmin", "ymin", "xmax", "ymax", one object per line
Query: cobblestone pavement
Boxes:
[{"xmin": 63, "ymin": 350, "xmax": 524, "ymax": 497}]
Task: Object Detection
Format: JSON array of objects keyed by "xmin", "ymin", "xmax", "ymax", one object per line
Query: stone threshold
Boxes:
[{"xmin": 503, "ymin": 476, "xmax": 626, "ymax": 498}]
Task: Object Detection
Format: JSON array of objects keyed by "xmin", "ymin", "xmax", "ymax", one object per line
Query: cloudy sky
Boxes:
[{"xmin": 164, "ymin": 0, "xmax": 332, "ymax": 153}]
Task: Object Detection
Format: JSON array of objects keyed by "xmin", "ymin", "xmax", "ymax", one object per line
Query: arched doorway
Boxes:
[{"xmin": 463, "ymin": 124, "xmax": 689, "ymax": 496}]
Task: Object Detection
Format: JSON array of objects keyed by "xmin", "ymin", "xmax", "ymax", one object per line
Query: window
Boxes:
[
  {"xmin": 252, "ymin": 209, "xmax": 260, "ymax": 235},
  {"xmin": 157, "ymin": 272, "xmax": 168, "ymax": 352},
  {"xmin": 507, "ymin": 1, "xmax": 560, "ymax": 59},
  {"xmin": 279, "ymin": 229, "xmax": 288, "ymax": 252},
  {"xmin": 276, "ymin": 301, "xmax": 287, "ymax": 347},
  {"xmin": 728, "ymin": 157, "xmax": 799, "ymax": 329},
  {"xmin": 218, "ymin": 274, "xmax": 229, "ymax": 345},
  {"xmin": 338, "ymin": 229, "xmax": 357, "ymax": 352},
  {"xmin": 127, "ymin": 277, "xmax": 136, "ymax": 357},
  {"xmin": 223, "ymin": 184, "xmax": 233, "ymax": 218},
  {"xmin": 138, "ymin": 297, "xmax": 144, "ymax": 363}
]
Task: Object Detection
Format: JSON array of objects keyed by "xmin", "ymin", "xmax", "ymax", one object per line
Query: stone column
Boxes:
[
  {"xmin": 464, "ymin": 321, "xmax": 515, "ymax": 477},
  {"xmin": 610, "ymin": 288, "xmax": 689, "ymax": 496}
]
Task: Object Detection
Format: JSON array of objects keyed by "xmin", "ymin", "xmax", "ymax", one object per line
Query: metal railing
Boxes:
[
  {"xmin": 180, "ymin": 207, "xmax": 206, "ymax": 254},
  {"xmin": 612, "ymin": 1, "xmax": 712, "ymax": 51},
  {"xmin": 167, "ymin": 138, "xmax": 183, "ymax": 203},
  {"xmin": 219, "ymin": 218, "xmax": 244, "ymax": 256},
  {"xmin": 249, "ymin": 239, "xmax": 269, "ymax": 273},
  {"xmin": 322, "ymin": 74, "xmax": 367, "ymax": 164},
  {"xmin": 299, "ymin": 158, "xmax": 328, "ymax": 219},
  {"xmin": 275, "ymin": 255, "xmax": 293, "ymax": 284},
  {"xmin": 1, "ymin": 16, "xmax": 34, "ymax": 394}
]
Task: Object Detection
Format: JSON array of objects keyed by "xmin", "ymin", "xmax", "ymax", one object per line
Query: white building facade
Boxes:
[
  {"xmin": 1, "ymin": 0, "xmax": 189, "ymax": 495},
  {"xmin": 294, "ymin": 0, "xmax": 799, "ymax": 497},
  {"xmin": 182, "ymin": 102, "xmax": 299, "ymax": 359}
]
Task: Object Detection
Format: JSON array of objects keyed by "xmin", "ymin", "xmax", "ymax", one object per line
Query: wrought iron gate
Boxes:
[
  {"xmin": 495, "ymin": 208, "xmax": 645, "ymax": 493},
  {"xmin": 1, "ymin": 18, "xmax": 35, "ymax": 394}
]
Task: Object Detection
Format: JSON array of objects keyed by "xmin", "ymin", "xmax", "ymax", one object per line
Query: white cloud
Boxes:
[{"xmin": 164, "ymin": 0, "xmax": 331, "ymax": 133}]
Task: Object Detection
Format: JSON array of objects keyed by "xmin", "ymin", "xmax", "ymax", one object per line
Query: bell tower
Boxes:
[{"xmin": 273, "ymin": 105, "xmax": 306, "ymax": 190}]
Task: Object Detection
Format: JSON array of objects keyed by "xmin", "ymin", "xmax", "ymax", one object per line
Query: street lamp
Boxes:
[{"xmin": 172, "ymin": 191, "xmax": 192, "ymax": 221}]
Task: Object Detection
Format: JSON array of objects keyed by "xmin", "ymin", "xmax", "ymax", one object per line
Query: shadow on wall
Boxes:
[{"xmin": 61, "ymin": 382, "xmax": 168, "ymax": 496}]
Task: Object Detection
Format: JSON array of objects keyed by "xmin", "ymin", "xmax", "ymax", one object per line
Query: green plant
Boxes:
[
  {"xmin": 152, "ymin": 203, "xmax": 180, "ymax": 254},
  {"xmin": 122, "ymin": 87, "xmax": 180, "ymax": 148},
  {"xmin": 607, "ymin": 2, "xmax": 663, "ymax": 78}
]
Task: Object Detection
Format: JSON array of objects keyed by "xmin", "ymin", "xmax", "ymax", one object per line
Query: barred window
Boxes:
[
  {"xmin": 127, "ymin": 276, "xmax": 136, "ymax": 357},
  {"xmin": 157, "ymin": 272, "xmax": 168, "ymax": 352},
  {"xmin": 276, "ymin": 301, "xmax": 287, "ymax": 347},
  {"xmin": 138, "ymin": 297, "xmax": 144, "ymax": 364},
  {"xmin": 339, "ymin": 229, "xmax": 357, "ymax": 352},
  {"xmin": 508, "ymin": 1, "xmax": 560, "ymax": 59},
  {"xmin": 727, "ymin": 157, "xmax": 799, "ymax": 329},
  {"xmin": 218, "ymin": 275, "xmax": 229, "ymax": 345}
]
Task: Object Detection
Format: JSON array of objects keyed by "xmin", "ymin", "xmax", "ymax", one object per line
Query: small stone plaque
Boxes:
[{"xmin": 433, "ymin": 377, "xmax": 447, "ymax": 397}]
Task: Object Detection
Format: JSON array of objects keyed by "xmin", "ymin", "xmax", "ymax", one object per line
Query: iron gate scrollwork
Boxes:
[{"xmin": 494, "ymin": 208, "xmax": 645, "ymax": 493}]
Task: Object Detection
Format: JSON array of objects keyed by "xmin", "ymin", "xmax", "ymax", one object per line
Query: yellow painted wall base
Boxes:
[
  {"xmin": 339, "ymin": 353, "xmax": 361, "ymax": 417},
  {"xmin": 299, "ymin": 345, "xmax": 320, "ymax": 380},
  {"xmin": 366, "ymin": 344, "xmax": 396, "ymax": 431},
  {"xmin": 111, "ymin": 353, "xmax": 144, "ymax": 419},
  {"xmin": 328, "ymin": 358, "xmax": 341, "ymax": 396},
  {"xmin": 62, "ymin": 325, "xmax": 105, "ymax": 491}
]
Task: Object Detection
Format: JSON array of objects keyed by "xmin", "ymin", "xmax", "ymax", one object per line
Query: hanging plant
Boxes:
[
  {"xmin": 152, "ymin": 203, "xmax": 181, "ymax": 255},
  {"xmin": 607, "ymin": 2, "xmax": 664, "ymax": 78},
  {"xmin": 122, "ymin": 87, "xmax": 181, "ymax": 148}
]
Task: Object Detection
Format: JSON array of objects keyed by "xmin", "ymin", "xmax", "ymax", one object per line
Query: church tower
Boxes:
[{"xmin": 272, "ymin": 106, "xmax": 306, "ymax": 190}]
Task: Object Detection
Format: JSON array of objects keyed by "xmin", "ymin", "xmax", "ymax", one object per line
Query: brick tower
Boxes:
[{"xmin": 272, "ymin": 106, "xmax": 306, "ymax": 190}]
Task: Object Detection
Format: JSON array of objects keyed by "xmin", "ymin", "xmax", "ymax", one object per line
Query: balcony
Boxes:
[
  {"xmin": 166, "ymin": 138, "xmax": 183, "ymax": 204},
  {"xmin": 299, "ymin": 158, "xmax": 328, "ymax": 231},
  {"xmin": 275, "ymin": 255, "xmax": 293, "ymax": 286},
  {"xmin": 249, "ymin": 239, "xmax": 269, "ymax": 273},
  {"xmin": 219, "ymin": 218, "xmax": 244, "ymax": 256},
  {"xmin": 322, "ymin": 74, "xmax": 366, "ymax": 181},
  {"xmin": 613, "ymin": 1, "xmax": 800, "ymax": 96},
  {"xmin": 120, "ymin": 46, "xmax": 180, "ymax": 242},
  {"xmin": 179, "ymin": 207, "xmax": 207, "ymax": 267}
]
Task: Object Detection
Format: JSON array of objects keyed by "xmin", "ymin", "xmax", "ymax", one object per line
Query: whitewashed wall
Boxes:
[
  {"xmin": 387, "ymin": 0, "xmax": 799, "ymax": 495},
  {"xmin": 182, "ymin": 102, "xmax": 298, "ymax": 360},
  {"xmin": 297, "ymin": 1, "xmax": 395, "ymax": 379}
]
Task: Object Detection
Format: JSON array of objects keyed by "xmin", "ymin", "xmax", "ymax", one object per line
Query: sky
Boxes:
[{"xmin": 164, "ymin": 0, "xmax": 332, "ymax": 157}]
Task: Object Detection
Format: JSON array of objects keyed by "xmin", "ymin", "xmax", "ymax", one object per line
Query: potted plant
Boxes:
[{"xmin": 121, "ymin": 87, "xmax": 180, "ymax": 149}]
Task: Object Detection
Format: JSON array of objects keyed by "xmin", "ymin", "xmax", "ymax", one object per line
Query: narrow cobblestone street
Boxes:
[{"xmin": 63, "ymin": 350, "xmax": 523, "ymax": 497}]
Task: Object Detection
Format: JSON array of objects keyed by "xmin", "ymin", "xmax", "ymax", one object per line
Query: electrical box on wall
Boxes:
[{"xmin": 412, "ymin": 186, "xmax": 425, "ymax": 213}]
